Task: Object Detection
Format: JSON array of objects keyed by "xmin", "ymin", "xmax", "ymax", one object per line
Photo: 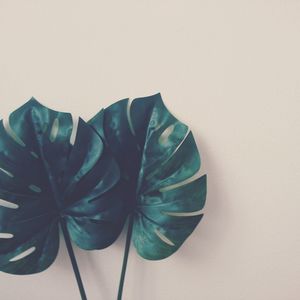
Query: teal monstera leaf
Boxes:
[
  {"xmin": 0, "ymin": 99, "xmax": 123, "ymax": 298},
  {"xmin": 89, "ymin": 93, "xmax": 207, "ymax": 298}
]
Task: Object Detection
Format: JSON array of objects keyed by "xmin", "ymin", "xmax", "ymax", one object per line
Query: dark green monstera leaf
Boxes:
[
  {"xmin": 0, "ymin": 99, "xmax": 123, "ymax": 277},
  {"xmin": 89, "ymin": 93, "xmax": 207, "ymax": 261}
]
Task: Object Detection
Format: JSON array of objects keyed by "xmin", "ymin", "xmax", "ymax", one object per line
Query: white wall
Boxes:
[{"xmin": 0, "ymin": 1, "xmax": 299, "ymax": 299}]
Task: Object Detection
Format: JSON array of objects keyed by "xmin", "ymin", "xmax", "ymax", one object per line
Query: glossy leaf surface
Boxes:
[
  {"xmin": 0, "ymin": 99, "xmax": 123, "ymax": 274},
  {"xmin": 89, "ymin": 93, "xmax": 207, "ymax": 260}
]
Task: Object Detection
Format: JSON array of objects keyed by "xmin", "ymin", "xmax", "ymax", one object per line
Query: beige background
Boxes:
[{"xmin": 0, "ymin": 1, "xmax": 299, "ymax": 299}]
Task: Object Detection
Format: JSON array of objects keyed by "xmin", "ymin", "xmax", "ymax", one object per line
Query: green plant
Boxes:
[
  {"xmin": 89, "ymin": 93, "xmax": 207, "ymax": 299},
  {"xmin": 0, "ymin": 94, "xmax": 207, "ymax": 300},
  {"xmin": 0, "ymin": 99, "xmax": 123, "ymax": 299}
]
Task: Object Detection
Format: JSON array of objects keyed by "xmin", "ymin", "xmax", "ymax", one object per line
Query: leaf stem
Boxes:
[
  {"xmin": 60, "ymin": 218, "xmax": 87, "ymax": 300},
  {"xmin": 117, "ymin": 214, "xmax": 134, "ymax": 300}
]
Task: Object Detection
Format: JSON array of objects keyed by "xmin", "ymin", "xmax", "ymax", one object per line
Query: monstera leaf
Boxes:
[
  {"xmin": 89, "ymin": 93, "xmax": 207, "ymax": 298},
  {"xmin": 0, "ymin": 99, "xmax": 123, "ymax": 299}
]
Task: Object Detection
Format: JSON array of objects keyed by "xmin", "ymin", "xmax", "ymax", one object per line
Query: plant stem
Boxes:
[
  {"xmin": 60, "ymin": 218, "xmax": 87, "ymax": 300},
  {"xmin": 117, "ymin": 214, "xmax": 134, "ymax": 300}
]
